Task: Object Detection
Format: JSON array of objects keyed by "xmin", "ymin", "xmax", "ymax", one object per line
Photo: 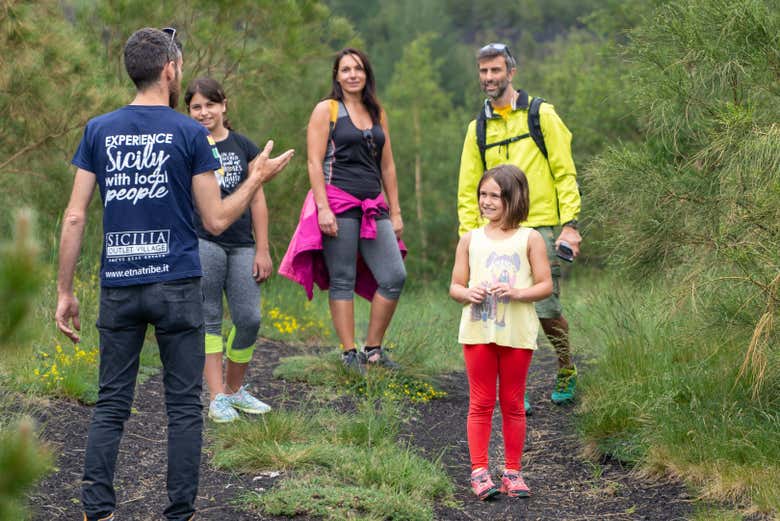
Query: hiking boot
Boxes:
[
  {"xmin": 226, "ymin": 386, "xmax": 271, "ymax": 415},
  {"xmin": 470, "ymin": 468, "xmax": 499, "ymax": 500},
  {"xmin": 342, "ymin": 349, "xmax": 366, "ymax": 375},
  {"xmin": 499, "ymin": 469, "xmax": 531, "ymax": 498},
  {"xmin": 551, "ymin": 365, "xmax": 578, "ymax": 404},
  {"xmin": 363, "ymin": 346, "xmax": 400, "ymax": 370},
  {"xmin": 83, "ymin": 514, "xmax": 115, "ymax": 521},
  {"xmin": 524, "ymin": 394, "xmax": 532, "ymax": 416},
  {"xmin": 208, "ymin": 393, "xmax": 239, "ymax": 423}
]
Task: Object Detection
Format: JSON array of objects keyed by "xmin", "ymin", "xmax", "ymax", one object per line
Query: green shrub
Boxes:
[
  {"xmin": 0, "ymin": 417, "xmax": 53, "ymax": 520},
  {"xmin": 572, "ymin": 274, "xmax": 780, "ymax": 512}
]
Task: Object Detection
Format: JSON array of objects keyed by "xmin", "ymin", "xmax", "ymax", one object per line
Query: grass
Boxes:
[
  {"xmin": 209, "ymin": 281, "xmax": 462, "ymax": 520},
  {"xmin": 567, "ymin": 269, "xmax": 780, "ymax": 516},
  {"xmin": 264, "ymin": 277, "xmax": 463, "ymax": 377},
  {"xmin": 217, "ymin": 268, "xmax": 779, "ymax": 519},
  {"xmin": 690, "ymin": 506, "xmax": 748, "ymax": 521},
  {"xmin": 209, "ymin": 400, "xmax": 454, "ymax": 521},
  {"xmin": 0, "ymin": 269, "xmax": 163, "ymax": 404},
  {"xmin": 255, "ymin": 478, "xmax": 435, "ymax": 521},
  {"xmin": 6, "ymin": 244, "xmax": 777, "ymax": 518},
  {"xmin": 1, "ymin": 258, "xmax": 462, "ymax": 519},
  {"xmin": 273, "ymin": 350, "xmax": 447, "ymax": 404},
  {"xmin": 268, "ymin": 285, "xmax": 456, "ymax": 410},
  {"xmin": 259, "ymin": 277, "xmax": 335, "ymax": 345}
]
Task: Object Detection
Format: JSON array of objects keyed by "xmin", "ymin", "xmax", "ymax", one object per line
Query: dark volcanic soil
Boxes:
[
  {"xmin": 402, "ymin": 353, "xmax": 694, "ymax": 521},
  {"xmin": 28, "ymin": 340, "xmax": 700, "ymax": 520}
]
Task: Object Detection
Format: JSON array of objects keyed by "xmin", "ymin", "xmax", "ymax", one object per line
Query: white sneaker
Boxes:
[
  {"xmin": 226, "ymin": 386, "xmax": 271, "ymax": 414},
  {"xmin": 208, "ymin": 393, "xmax": 239, "ymax": 423}
]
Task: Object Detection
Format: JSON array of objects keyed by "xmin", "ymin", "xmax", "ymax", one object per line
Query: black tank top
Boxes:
[{"xmin": 322, "ymin": 101, "xmax": 388, "ymax": 219}]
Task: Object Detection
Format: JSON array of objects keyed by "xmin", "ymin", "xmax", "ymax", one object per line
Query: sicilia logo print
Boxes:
[{"xmin": 103, "ymin": 133, "xmax": 172, "ymax": 206}]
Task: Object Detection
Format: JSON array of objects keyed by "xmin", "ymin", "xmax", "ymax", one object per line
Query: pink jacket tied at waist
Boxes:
[{"xmin": 278, "ymin": 184, "xmax": 407, "ymax": 301}]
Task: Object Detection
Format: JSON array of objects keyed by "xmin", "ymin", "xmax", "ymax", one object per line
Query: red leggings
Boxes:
[{"xmin": 463, "ymin": 343, "xmax": 533, "ymax": 471}]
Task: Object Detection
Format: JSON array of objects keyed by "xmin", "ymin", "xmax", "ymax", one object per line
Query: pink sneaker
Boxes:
[
  {"xmin": 500, "ymin": 469, "xmax": 531, "ymax": 498},
  {"xmin": 470, "ymin": 468, "xmax": 499, "ymax": 500}
]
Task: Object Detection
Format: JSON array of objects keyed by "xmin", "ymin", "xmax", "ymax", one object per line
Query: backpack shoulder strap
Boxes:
[
  {"xmin": 326, "ymin": 99, "xmax": 342, "ymax": 148},
  {"xmin": 528, "ymin": 96, "xmax": 548, "ymax": 159},
  {"xmin": 329, "ymin": 99, "xmax": 339, "ymax": 123},
  {"xmin": 475, "ymin": 106, "xmax": 488, "ymax": 171},
  {"xmin": 329, "ymin": 99, "xmax": 339, "ymax": 126},
  {"xmin": 475, "ymin": 94, "xmax": 549, "ymax": 168}
]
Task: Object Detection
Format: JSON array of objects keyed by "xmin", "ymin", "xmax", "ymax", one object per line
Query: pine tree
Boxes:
[
  {"xmin": 0, "ymin": 211, "xmax": 51, "ymax": 519},
  {"xmin": 385, "ymin": 35, "xmax": 465, "ymax": 277},
  {"xmin": 586, "ymin": 0, "xmax": 780, "ymax": 396}
]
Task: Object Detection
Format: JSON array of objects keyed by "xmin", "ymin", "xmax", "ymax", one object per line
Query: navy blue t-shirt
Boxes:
[
  {"xmin": 194, "ymin": 131, "xmax": 260, "ymax": 246},
  {"xmin": 72, "ymin": 105, "xmax": 222, "ymax": 287}
]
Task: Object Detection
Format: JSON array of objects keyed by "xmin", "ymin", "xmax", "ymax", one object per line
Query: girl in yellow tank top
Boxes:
[{"xmin": 449, "ymin": 164, "xmax": 552, "ymax": 500}]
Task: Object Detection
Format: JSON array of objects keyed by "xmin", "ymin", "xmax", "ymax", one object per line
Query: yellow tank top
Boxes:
[{"xmin": 458, "ymin": 226, "xmax": 538, "ymax": 349}]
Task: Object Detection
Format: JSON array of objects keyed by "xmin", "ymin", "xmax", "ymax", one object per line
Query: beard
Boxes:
[
  {"xmin": 168, "ymin": 69, "xmax": 181, "ymax": 108},
  {"xmin": 481, "ymin": 77, "xmax": 510, "ymax": 100},
  {"xmin": 168, "ymin": 90, "xmax": 179, "ymax": 109}
]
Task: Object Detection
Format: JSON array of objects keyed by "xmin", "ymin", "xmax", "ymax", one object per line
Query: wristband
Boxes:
[{"xmin": 562, "ymin": 219, "xmax": 578, "ymax": 230}]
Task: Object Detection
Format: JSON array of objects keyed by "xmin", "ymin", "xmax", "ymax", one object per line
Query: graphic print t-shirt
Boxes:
[
  {"xmin": 458, "ymin": 227, "xmax": 539, "ymax": 349},
  {"xmin": 72, "ymin": 105, "xmax": 222, "ymax": 287},
  {"xmin": 194, "ymin": 131, "xmax": 259, "ymax": 246}
]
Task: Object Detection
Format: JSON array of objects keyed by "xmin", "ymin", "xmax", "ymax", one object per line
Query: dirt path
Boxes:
[
  {"xmin": 28, "ymin": 341, "xmax": 695, "ymax": 520},
  {"xmin": 28, "ymin": 341, "xmax": 299, "ymax": 521},
  {"xmin": 404, "ymin": 351, "xmax": 694, "ymax": 520}
]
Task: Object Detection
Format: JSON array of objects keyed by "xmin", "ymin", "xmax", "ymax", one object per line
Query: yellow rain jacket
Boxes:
[{"xmin": 457, "ymin": 93, "xmax": 580, "ymax": 236}]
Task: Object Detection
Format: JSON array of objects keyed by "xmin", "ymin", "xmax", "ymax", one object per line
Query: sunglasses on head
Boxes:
[
  {"xmin": 479, "ymin": 42, "xmax": 513, "ymax": 60},
  {"xmin": 162, "ymin": 27, "xmax": 178, "ymax": 57}
]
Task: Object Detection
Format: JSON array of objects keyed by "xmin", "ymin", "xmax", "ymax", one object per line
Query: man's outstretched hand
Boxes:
[{"xmin": 251, "ymin": 140, "xmax": 294, "ymax": 185}]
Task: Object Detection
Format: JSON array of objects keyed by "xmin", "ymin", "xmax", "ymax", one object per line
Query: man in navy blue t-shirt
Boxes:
[{"xmin": 54, "ymin": 27, "xmax": 293, "ymax": 521}]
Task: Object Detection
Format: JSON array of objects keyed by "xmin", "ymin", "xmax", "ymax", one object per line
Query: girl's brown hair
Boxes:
[
  {"xmin": 184, "ymin": 77, "xmax": 233, "ymax": 130},
  {"xmin": 477, "ymin": 164, "xmax": 530, "ymax": 229}
]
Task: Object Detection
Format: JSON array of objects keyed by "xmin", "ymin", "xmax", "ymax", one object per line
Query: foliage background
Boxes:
[{"xmin": 1, "ymin": 0, "xmax": 778, "ymax": 516}]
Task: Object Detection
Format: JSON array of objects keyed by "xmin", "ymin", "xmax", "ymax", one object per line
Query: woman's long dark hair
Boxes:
[
  {"xmin": 184, "ymin": 77, "xmax": 233, "ymax": 130},
  {"xmin": 328, "ymin": 48, "xmax": 382, "ymax": 124}
]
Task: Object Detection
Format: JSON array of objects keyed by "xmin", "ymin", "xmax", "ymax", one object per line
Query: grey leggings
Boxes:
[
  {"xmin": 322, "ymin": 217, "xmax": 407, "ymax": 301},
  {"xmin": 198, "ymin": 239, "xmax": 260, "ymax": 351}
]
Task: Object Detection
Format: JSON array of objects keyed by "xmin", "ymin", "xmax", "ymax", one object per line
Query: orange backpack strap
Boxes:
[
  {"xmin": 329, "ymin": 99, "xmax": 339, "ymax": 126},
  {"xmin": 327, "ymin": 99, "xmax": 340, "ymax": 147}
]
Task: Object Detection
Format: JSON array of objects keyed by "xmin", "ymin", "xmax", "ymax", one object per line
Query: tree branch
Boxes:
[{"xmin": 0, "ymin": 122, "xmax": 84, "ymax": 172}]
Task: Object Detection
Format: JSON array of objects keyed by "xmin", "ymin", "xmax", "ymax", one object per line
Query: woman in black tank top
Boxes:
[{"xmin": 305, "ymin": 48, "xmax": 406, "ymax": 371}]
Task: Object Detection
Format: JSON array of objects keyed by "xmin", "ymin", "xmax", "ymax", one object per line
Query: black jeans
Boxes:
[{"xmin": 83, "ymin": 278, "xmax": 204, "ymax": 521}]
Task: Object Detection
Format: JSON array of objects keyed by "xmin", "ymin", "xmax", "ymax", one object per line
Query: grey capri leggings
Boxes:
[
  {"xmin": 322, "ymin": 217, "xmax": 406, "ymax": 301},
  {"xmin": 198, "ymin": 238, "xmax": 261, "ymax": 351}
]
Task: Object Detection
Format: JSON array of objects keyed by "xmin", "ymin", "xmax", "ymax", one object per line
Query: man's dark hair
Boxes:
[
  {"xmin": 477, "ymin": 43, "xmax": 517, "ymax": 71},
  {"xmin": 124, "ymin": 27, "xmax": 181, "ymax": 91}
]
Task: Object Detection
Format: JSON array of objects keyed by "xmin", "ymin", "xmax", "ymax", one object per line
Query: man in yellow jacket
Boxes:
[{"xmin": 458, "ymin": 43, "xmax": 582, "ymax": 408}]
